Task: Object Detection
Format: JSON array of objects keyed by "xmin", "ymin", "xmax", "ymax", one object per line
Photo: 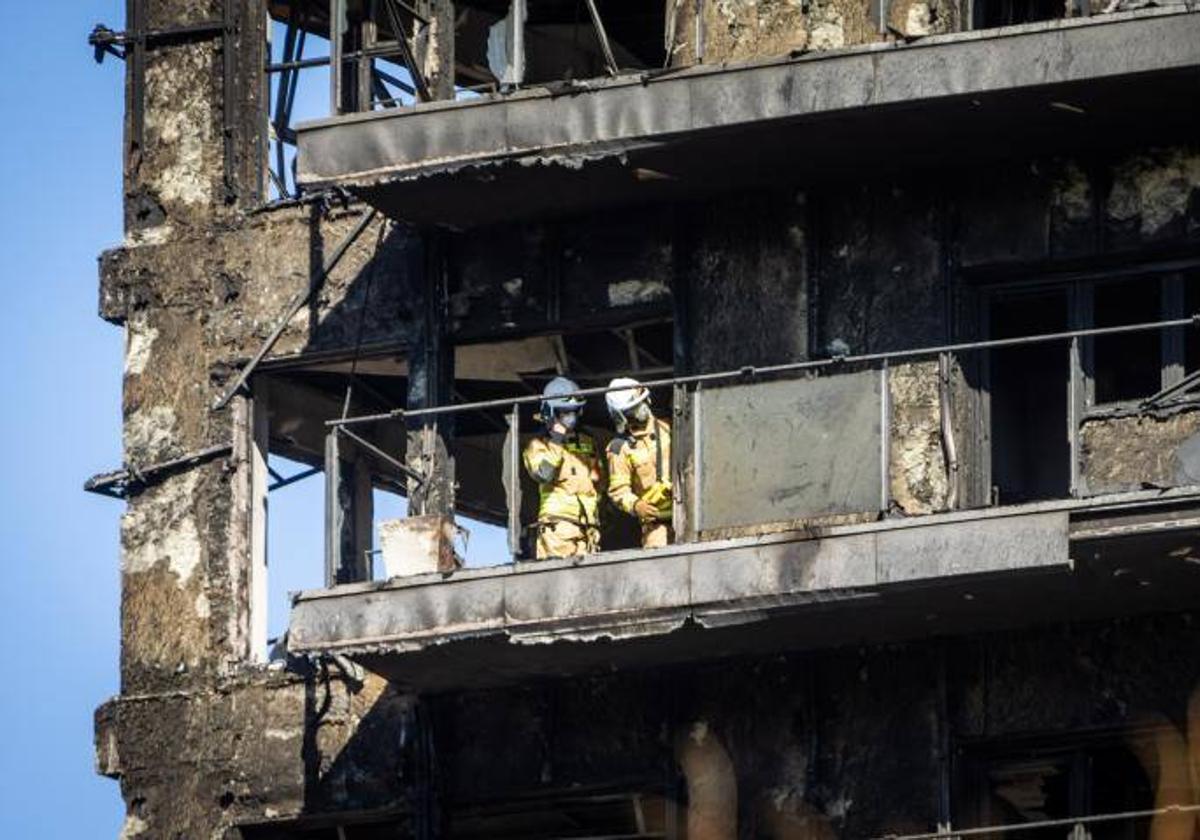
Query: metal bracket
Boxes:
[
  {"xmin": 84, "ymin": 443, "xmax": 233, "ymax": 499},
  {"xmin": 87, "ymin": 20, "xmax": 225, "ymax": 63}
]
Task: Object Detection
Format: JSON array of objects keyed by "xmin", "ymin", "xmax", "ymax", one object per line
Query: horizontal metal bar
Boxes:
[
  {"xmin": 89, "ymin": 20, "xmax": 225, "ymax": 48},
  {"xmin": 266, "ymin": 41, "xmax": 408, "ymax": 73},
  {"xmin": 337, "ymin": 426, "xmax": 426, "ymax": 486},
  {"xmin": 84, "ymin": 443, "xmax": 233, "ymax": 499},
  {"xmin": 328, "ymin": 314, "xmax": 1200, "ymax": 428},
  {"xmin": 876, "ymin": 803, "xmax": 1200, "ymax": 840},
  {"xmin": 266, "ymin": 55, "xmax": 332, "ymax": 73},
  {"xmin": 269, "ymin": 465, "xmax": 322, "ymax": 491}
]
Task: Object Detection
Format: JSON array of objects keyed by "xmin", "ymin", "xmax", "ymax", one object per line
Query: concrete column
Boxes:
[
  {"xmin": 406, "ymin": 231, "xmax": 456, "ymax": 516},
  {"xmin": 124, "ymin": 0, "xmax": 267, "ymax": 239},
  {"xmin": 420, "ymin": 0, "xmax": 457, "ymax": 101}
]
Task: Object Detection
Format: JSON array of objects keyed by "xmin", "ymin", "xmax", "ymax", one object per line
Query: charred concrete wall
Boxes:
[
  {"xmin": 431, "ymin": 611, "xmax": 1199, "ymax": 837},
  {"xmin": 445, "ymin": 207, "xmax": 674, "ymax": 341},
  {"xmin": 95, "ymin": 670, "xmax": 418, "ymax": 838},
  {"xmin": 101, "ymin": 204, "xmax": 417, "ymax": 694},
  {"xmin": 125, "ymin": 0, "xmax": 267, "ymax": 240}
]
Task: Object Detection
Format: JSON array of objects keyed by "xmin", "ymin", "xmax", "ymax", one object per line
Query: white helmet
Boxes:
[{"xmin": 606, "ymin": 377, "xmax": 650, "ymax": 431}]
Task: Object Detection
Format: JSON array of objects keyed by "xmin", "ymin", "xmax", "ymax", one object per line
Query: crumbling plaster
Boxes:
[
  {"xmin": 1081, "ymin": 408, "xmax": 1200, "ymax": 494},
  {"xmin": 666, "ymin": 0, "xmax": 959, "ymax": 65}
]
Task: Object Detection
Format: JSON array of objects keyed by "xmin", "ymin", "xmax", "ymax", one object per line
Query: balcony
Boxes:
[
  {"xmin": 293, "ymin": 8, "xmax": 1200, "ymax": 227},
  {"xmin": 281, "ymin": 313, "xmax": 1200, "ymax": 690}
]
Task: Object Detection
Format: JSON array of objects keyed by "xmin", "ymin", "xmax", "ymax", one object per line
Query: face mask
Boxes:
[
  {"xmin": 558, "ymin": 410, "xmax": 579, "ymax": 430},
  {"xmin": 632, "ymin": 403, "xmax": 651, "ymax": 425}
]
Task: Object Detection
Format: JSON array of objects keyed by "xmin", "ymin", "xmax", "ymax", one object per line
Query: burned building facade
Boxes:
[{"xmin": 91, "ymin": 0, "xmax": 1200, "ymax": 837}]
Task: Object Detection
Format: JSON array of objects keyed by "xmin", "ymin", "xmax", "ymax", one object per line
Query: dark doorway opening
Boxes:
[
  {"xmin": 988, "ymin": 289, "xmax": 1071, "ymax": 504},
  {"xmin": 975, "ymin": 0, "xmax": 1064, "ymax": 29}
]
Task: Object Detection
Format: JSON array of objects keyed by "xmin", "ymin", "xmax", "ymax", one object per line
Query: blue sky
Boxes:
[
  {"xmin": 1, "ymin": 2, "xmax": 127, "ymax": 835},
  {"xmin": 0, "ymin": 6, "xmax": 505, "ymax": 835}
]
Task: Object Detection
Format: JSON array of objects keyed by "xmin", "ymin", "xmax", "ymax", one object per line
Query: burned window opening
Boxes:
[
  {"xmin": 1092, "ymin": 277, "xmax": 1163, "ymax": 406},
  {"xmin": 974, "ymin": 0, "xmax": 1067, "ymax": 30},
  {"xmin": 957, "ymin": 731, "xmax": 1157, "ymax": 839},
  {"xmin": 987, "ymin": 289, "xmax": 1072, "ymax": 504},
  {"xmin": 1181, "ymin": 270, "xmax": 1200, "ymax": 375}
]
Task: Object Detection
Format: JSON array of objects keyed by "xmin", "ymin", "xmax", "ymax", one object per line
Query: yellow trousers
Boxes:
[{"xmin": 535, "ymin": 519, "xmax": 599, "ymax": 559}]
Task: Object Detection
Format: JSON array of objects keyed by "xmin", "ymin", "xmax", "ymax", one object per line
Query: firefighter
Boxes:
[
  {"xmin": 605, "ymin": 377, "xmax": 673, "ymax": 548},
  {"xmin": 522, "ymin": 376, "xmax": 602, "ymax": 559}
]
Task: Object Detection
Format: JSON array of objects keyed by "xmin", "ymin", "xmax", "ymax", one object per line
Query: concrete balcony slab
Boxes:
[{"xmin": 296, "ymin": 10, "xmax": 1200, "ymax": 227}]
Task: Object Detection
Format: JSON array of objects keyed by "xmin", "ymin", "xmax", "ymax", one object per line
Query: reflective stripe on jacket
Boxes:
[
  {"xmin": 522, "ymin": 433, "xmax": 601, "ymax": 525},
  {"xmin": 606, "ymin": 418, "xmax": 671, "ymax": 520}
]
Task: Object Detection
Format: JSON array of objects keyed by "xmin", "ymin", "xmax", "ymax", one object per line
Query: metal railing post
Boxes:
[
  {"xmin": 507, "ymin": 404, "xmax": 522, "ymax": 560},
  {"xmin": 323, "ymin": 427, "xmax": 341, "ymax": 587},
  {"xmin": 880, "ymin": 359, "xmax": 891, "ymax": 512},
  {"xmin": 329, "ymin": 0, "xmax": 345, "ymax": 114},
  {"xmin": 691, "ymin": 381, "xmax": 703, "ymax": 536}
]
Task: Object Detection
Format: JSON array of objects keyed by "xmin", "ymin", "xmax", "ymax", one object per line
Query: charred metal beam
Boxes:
[
  {"xmin": 272, "ymin": 10, "xmax": 301, "ymax": 196},
  {"xmin": 383, "ymin": 0, "xmax": 432, "ymax": 101},
  {"xmin": 1141, "ymin": 345, "xmax": 1200, "ymax": 408},
  {"xmin": 582, "ymin": 0, "xmax": 618, "ymax": 76},
  {"xmin": 222, "ymin": 0, "xmax": 238, "ymax": 203},
  {"xmin": 338, "ymin": 425, "xmax": 426, "ymax": 486},
  {"xmin": 87, "ymin": 19, "xmax": 225, "ymax": 60},
  {"xmin": 269, "ymin": 465, "xmax": 322, "ymax": 491},
  {"xmin": 84, "ymin": 443, "xmax": 233, "ymax": 499}
]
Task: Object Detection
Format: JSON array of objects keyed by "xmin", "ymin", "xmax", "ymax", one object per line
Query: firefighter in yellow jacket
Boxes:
[
  {"xmin": 605, "ymin": 378, "xmax": 673, "ymax": 548},
  {"xmin": 523, "ymin": 377, "xmax": 602, "ymax": 559}
]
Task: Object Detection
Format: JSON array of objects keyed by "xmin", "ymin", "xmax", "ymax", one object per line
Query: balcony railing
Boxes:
[{"xmin": 322, "ymin": 313, "xmax": 1200, "ymax": 581}]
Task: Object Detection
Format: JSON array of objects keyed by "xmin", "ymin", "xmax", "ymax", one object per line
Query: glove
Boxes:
[{"xmin": 634, "ymin": 498, "xmax": 658, "ymax": 522}]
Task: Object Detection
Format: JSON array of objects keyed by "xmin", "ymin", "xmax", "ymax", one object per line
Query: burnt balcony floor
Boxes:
[
  {"xmin": 288, "ymin": 488, "xmax": 1200, "ymax": 691},
  {"xmin": 295, "ymin": 8, "xmax": 1200, "ymax": 227}
]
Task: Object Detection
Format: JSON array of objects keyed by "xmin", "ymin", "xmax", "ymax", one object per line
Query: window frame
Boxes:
[
  {"xmin": 1081, "ymin": 271, "xmax": 1190, "ymax": 414},
  {"xmin": 979, "ymin": 260, "xmax": 1200, "ymax": 503}
]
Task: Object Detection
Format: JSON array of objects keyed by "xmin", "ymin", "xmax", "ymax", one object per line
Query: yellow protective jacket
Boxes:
[
  {"xmin": 523, "ymin": 432, "xmax": 602, "ymax": 526},
  {"xmin": 606, "ymin": 417, "xmax": 672, "ymax": 521}
]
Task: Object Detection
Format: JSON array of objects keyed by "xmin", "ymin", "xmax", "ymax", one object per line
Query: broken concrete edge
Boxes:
[
  {"xmin": 93, "ymin": 665, "xmax": 311, "ymax": 778},
  {"xmin": 294, "ymin": 7, "xmax": 1197, "ymax": 189},
  {"xmin": 288, "ymin": 484, "xmax": 1200, "ymax": 605},
  {"xmin": 308, "ymin": 142, "xmax": 663, "ymax": 206}
]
